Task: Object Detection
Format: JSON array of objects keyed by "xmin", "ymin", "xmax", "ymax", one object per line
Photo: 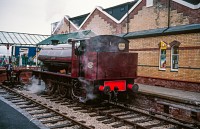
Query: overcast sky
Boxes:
[{"xmin": 0, "ymin": 0, "xmax": 133, "ymax": 35}]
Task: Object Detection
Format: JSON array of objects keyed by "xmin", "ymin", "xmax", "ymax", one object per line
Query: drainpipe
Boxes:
[
  {"xmin": 126, "ymin": 3, "xmax": 130, "ymax": 34},
  {"xmin": 163, "ymin": 0, "xmax": 171, "ymax": 33},
  {"xmin": 123, "ymin": 2, "xmax": 130, "ymax": 38}
]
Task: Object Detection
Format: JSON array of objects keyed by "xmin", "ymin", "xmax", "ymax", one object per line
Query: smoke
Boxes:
[
  {"xmin": 77, "ymin": 77, "xmax": 96, "ymax": 103},
  {"xmin": 26, "ymin": 76, "xmax": 46, "ymax": 95},
  {"xmin": 45, "ymin": 0, "xmax": 67, "ymax": 22}
]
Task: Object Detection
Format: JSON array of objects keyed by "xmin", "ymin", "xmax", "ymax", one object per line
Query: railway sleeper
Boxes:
[
  {"xmin": 15, "ymin": 101, "xmax": 32, "ymax": 105},
  {"xmin": 25, "ymin": 107, "xmax": 42, "ymax": 111},
  {"xmin": 41, "ymin": 118, "xmax": 65, "ymax": 124},
  {"xmin": 48, "ymin": 122, "xmax": 74, "ymax": 129},
  {"xmin": 11, "ymin": 100, "xmax": 27, "ymax": 103},
  {"xmin": 104, "ymin": 109, "xmax": 122, "ymax": 114},
  {"xmin": 112, "ymin": 122, "xmax": 125, "ymax": 128},
  {"xmin": 122, "ymin": 114, "xmax": 141, "ymax": 120},
  {"xmin": 19, "ymin": 104, "xmax": 37, "ymax": 109},
  {"xmin": 133, "ymin": 118, "xmax": 153, "ymax": 123},
  {"xmin": 36, "ymin": 113, "xmax": 57, "ymax": 119},
  {"xmin": 97, "ymin": 116, "xmax": 109, "ymax": 121},
  {"xmin": 89, "ymin": 113, "xmax": 99, "ymax": 117},
  {"xmin": 60, "ymin": 102, "xmax": 71, "ymax": 105},
  {"xmin": 102, "ymin": 118, "xmax": 116, "ymax": 124},
  {"xmin": 6, "ymin": 96, "xmax": 21, "ymax": 100},
  {"xmin": 73, "ymin": 107, "xmax": 84, "ymax": 111},
  {"xmin": 144, "ymin": 122, "xmax": 169, "ymax": 129},
  {"xmin": 114, "ymin": 112, "xmax": 132, "ymax": 117},
  {"xmin": 81, "ymin": 110, "xmax": 94, "ymax": 113},
  {"xmin": 29, "ymin": 110, "xmax": 49, "ymax": 115}
]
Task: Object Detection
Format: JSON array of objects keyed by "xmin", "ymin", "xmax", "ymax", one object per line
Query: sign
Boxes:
[{"xmin": 160, "ymin": 41, "xmax": 167, "ymax": 49}]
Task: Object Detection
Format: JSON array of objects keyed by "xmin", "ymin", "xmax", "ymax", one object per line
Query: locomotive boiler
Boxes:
[{"xmin": 33, "ymin": 35, "xmax": 138, "ymax": 102}]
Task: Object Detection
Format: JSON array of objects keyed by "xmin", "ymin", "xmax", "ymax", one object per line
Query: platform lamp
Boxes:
[{"xmin": 6, "ymin": 44, "xmax": 10, "ymax": 63}]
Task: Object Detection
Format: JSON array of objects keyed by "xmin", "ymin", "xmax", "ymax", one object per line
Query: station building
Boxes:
[{"xmin": 50, "ymin": 0, "xmax": 200, "ymax": 92}]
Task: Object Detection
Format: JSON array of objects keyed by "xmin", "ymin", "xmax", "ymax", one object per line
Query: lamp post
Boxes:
[{"xmin": 6, "ymin": 44, "xmax": 10, "ymax": 63}]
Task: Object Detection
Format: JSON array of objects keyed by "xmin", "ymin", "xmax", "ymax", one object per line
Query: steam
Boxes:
[
  {"xmin": 78, "ymin": 77, "xmax": 96, "ymax": 103},
  {"xmin": 26, "ymin": 76, "xmax": 46, "ymax": 94},
  {"xmin": 45, "ymin": 0, "xmax": 67, "ymax": 22}
]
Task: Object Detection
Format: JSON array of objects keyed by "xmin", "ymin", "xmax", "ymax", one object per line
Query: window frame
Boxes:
[
  {"xmin": 159, "ymin": 41, "xmax": 167, "ymax": 71},
  {"xmin": 171, "ymin": 45, "xmax": 179, "ymax": 71},
  {"xmin": 159, "ymin": 48, "xmax": 167, "ymax": 70},
  {"xmin": 169, "ymin": 40, "xmax": 181, "ymax": 72}
]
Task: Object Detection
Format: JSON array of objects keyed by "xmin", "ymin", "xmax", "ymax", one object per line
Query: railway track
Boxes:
[
  {"xmin": 26, "ymin": 91, "xmax": 199, "ymax": 129},
  {"xmin": 57, "ymin": 101, "xmax": 198, "ymax": 129},
  {"xmin": 0, "ymin": 85, "xmax": 93, "ymax": 129},
  {"xmin": 0, "ymin": 85, "xmax": 198, "ymax": 129}
]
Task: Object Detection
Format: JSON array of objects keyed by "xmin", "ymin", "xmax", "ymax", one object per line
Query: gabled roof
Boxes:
[
  {"xmin": 52, "ymin": 0, "xmax": 199, "ymax": 34},
  {"xmin": 52, "ymin": 0, "xmax": 141, "ymax": 33},
  {"xmin": 0, "ymin": 31, "xmax": 50, "ymax": 45},
  {"xmin": 38, "ymin": 30, "xmax": 96, "ymax": 45}
]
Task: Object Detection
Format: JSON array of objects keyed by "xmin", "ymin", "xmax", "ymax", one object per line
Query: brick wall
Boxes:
[
  {"xmin": 126, "ymin": 0, "xmax": 190, "ymax": 33},
  {"xmin": 129, "ymin": 33, "xmax": 200, "ymax": 91},
  {"xmin": 83, "ymin": 15, "xmax": 116, "ymax": 35},
  {"xmin": 81, "ymin": 9, "xmax": 117, "ymax": 35},
  {"xmin": 54, "ymin": 18, "xmax": 77, "ymax": 34}
]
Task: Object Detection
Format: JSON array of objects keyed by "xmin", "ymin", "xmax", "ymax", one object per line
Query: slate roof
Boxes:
[
  {"xmin": 38, "ymin": 30, "xmax": 96, "ymax": 45},
  {"xmin": 103, "ymin": 1, "xmax": 137, "ymax": 20},
  {"xmin": 183, "ymin": 0, "xmax": 200, "ymax": 5},
  {"xmin": 69, "ymin": 13, "xmax": 89, "ymax": 27}
]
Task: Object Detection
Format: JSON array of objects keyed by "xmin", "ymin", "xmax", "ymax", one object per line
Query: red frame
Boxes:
[{"xmin": 104, "ymin": 80, "xmax": 126, "ymax": 91}]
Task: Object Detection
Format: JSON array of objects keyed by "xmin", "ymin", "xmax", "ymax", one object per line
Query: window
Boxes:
[
  {"xmin": 170, "ymin": 41, "xmax": 180, "ymax": 71},
  {"xmin": 171, "ymin": 45, "xmax": 179, "ymax": 71},
  {"xmin": 159, "ymin": 41, "xmax": 167, "ymax": 70},
  {"xmin": 160, "ymin": 49, "xmax": 166, "ymax": 70}
]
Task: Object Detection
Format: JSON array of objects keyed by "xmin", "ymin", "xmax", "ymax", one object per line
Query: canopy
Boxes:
[
  {"xmin": 37, "ymin": 30, "xmax": 96, "ymax": 45},
  {"xmin": 0, "ymin": 31, "xmax": 50, "ymax": 46}
]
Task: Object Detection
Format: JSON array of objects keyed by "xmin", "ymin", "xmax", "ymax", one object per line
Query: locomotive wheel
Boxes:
[
  {"xmin": 71, "ymin": 81, "xmax": 87, "ymax": 102},
  {"xmin": 58, "ymin": 84, "xmax": 68, "ymax": 98},
  {"xmin": 47, "ymin": 82, "xmax": 57, "ymax": 95}
]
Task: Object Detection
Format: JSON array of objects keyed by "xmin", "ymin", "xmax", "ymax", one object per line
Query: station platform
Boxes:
[
  {"xmin": 0, "ymin": 96, "xmax": 48, "ymax": 129},
  {"xmin": 138, "ymin": 83, "xmax": 200, "ymax": 106}
]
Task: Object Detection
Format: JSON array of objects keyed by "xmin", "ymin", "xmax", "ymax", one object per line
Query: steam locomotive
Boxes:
[{"xmin": 32, "ymin": 35, "xmax": 138, "ymax": 102}]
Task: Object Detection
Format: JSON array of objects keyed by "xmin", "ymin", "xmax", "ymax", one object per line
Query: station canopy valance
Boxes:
[
  {"xmin": 0, "ymin": 31, "xmax": 50, "ymax": 46},
  {"xmin": 37, "ymin": 30, "xmax": 96, "ymax": 45}
]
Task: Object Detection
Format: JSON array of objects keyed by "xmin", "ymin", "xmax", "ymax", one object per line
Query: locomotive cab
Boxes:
[{"xmin": 74, "ymin": 40, "xmax": 86, "ymax": 56}]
